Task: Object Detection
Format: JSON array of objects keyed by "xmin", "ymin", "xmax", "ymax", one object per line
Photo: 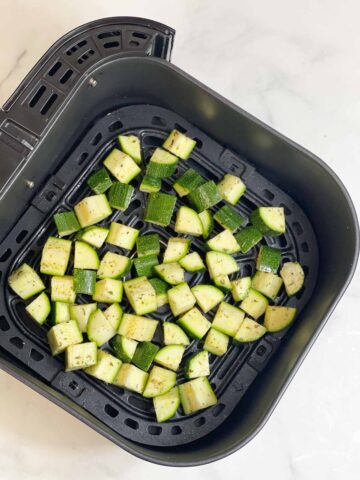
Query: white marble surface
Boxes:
[{"xmin": 1, "ymin": 0, "xmax": 360, "ymax": 478}]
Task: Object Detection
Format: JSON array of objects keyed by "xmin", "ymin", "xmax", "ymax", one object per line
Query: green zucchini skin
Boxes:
[
  {"xmin": 174, "ymin": 168, "xmax": 205, "ymax": 196},
  {"xmin": 132, "ymin": 341, "xmax": 160, "ymax": 371},
  {"xmin": 256, "ymin": 246, "xmax": 281, "ymax": 273},
  {"xmin": 87, "ymin": 168, "xmax": 112, "ymax": 194},
  {"xmin": 235, "ymin": 226, "xmax": 263, "ymax": 253},
  {"xmin": 73, "ymin": 269, "xmax": 97, "ymax": 295},
  {"xmin": 136, "ymin": 233, "xmax": 160, "ymax": 257},
  {"xmin": 144, "ymin": 192, "xmax": 177, "ymax": 226},
  {"xmin": 187, "ymin": 181, "xmax": 222, "ymax": 212},
  {"xmin": 54, "ymin": 211, "xmax": 81, "ymax": 236},
  {"xmin": 133, "ymin": 254, "xmax": 159, "ymax": 277},
  {"xmin": 140, "ymin": 175, "xmax": 162, "ymax": 193},
  {"xmin": 214, "ymin": 205, "xmax": 244, "ymax": 232},
  {"xmin": 108, "ymin": 182, "xmax": 134, "ymax": 211}
]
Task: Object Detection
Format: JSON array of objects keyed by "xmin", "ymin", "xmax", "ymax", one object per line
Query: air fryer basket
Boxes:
[{"xmin": 0, "ymin": 18, "xmax": 358, "ymax": 465}]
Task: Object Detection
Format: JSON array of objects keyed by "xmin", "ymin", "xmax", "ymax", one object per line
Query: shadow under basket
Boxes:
[{"xmin": 0, "ymin": 17, "xmax": 358, "ymax": 466}]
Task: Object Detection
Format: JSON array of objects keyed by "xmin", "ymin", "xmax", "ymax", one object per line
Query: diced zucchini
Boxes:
[
  {"xmin": 85, "ymin": 350, "xmax": 122, "ymax": 383},
  {"xmin": 74, "ymin": 241, "xmax": 99, "ymax": 270},
  {"xmin": 103, "ymin": 148, "xmax": 141, "ymax": 183},
  {"xmin": 8, "ymin": 263, "xmax": 45, "ymax": 300},
  {"xmin": 69, "ymin": 303, "xmax": 97, "ymax": 332},
  {"xmin": 113, "ymin": 363, "xmax": 149, "ymax": 394},
  {"xmin": 97, "ymin": 252, "xmax": 131, "ymax": 279},
  {"xmin": 136, "ymin": 233, "xmax": 160, "ymax": 257},
  {"xmin": 264, "ymin": 306, "xmax": 297, "ymax": 332},
  {"xmin": 234, "ymin": 317, "xmax": 267, "ymax": 343},
  {"xmin": 153, "ymin": 387, "xmax": 180, "ymax": 422},
  {"xmin": 191, "ymin": 284, "xmax": 224, "ymax": 313},
  {"xmin": 179, "ymin": 377, "xmax": 217, "ymax": 414},
  {"xmin": 188, "ymin": 181, "xmax": 222, "ymax": 212},
  {"xmin": 87, "ymin": 309, "xmax": 117, "ymax": 346},
  {"xmin": 25, "ymin": 292, "xmax": 51, "ymax": 325},
  {"xmin": 52, "ymin": 301, "xmax": 70, "ymax": 324},
  {"xmin": 214, "ymin": 205, "xmax": 244, "ymax": 232},
  {"xmin": 206, "ymin": 251, "xmax": 239, "ymax": 278},
  {"xmin": 106, "ymin": 222, "xmax": 139, "ymax": 250},
  {"xmin": 140, "ymin": 175, "xmax": 161, "ymax": 193},
  {"xmin": 108, "ymin": 182, "xmax": 134, "ymax": 211},
  {"xmin": 133, "ymin": 254, "xmax": 159, "ymax": 278},
  {"xmin": 217, "ymin": 173, "xmax": 246, "ymax": 205},
  {"xmin": 178, "ymin": 307, "xmax": 211, "ymax": 340},
  {"xmin": 251, "ymin": 271, "xmax": 283, "ymax": 300},
  {"xmin": 185, "ymin": 351, "xmax": 210, "ymax": 379},
  {"xmin": 40, "ymin": 236, "xmax": 71, "ymax": 276},
  {"xmin": 173, "ymin": 168, "xmax": 204, "ymax": 196},
  {"xmin": 280, "ymin": 262, "xmax": 305, "ymax": 296},
  {"xmin": 74, "ymin": 194, "xmax": 112, "ymax": 228},
  {"xmin": 78, "ymin": 226, "xmax": 109, "ymax": 248},
  {"xmin": 149, "ymin": 278, "xmax": 169, "ymax": 308},
  {"xmin": 250, "ymin": 207, "xmax": 286, "ymax": 236},
  {"xmin": 118, "ymin": 313, "xmax": 158, "ymax": 342},
  {"xmin": 144, "ymin": 192, "xmax": 176, "ymax": 227},
  {"xmin": 143, "ymin": 365, "xmax": 176, "ymax": 398},
  {"xmin": 212, "ymin": 301, "xmax": 245, "ymax": 336},
  {"xmin": 163, "ymin": 322, "xmax": 190, "ymax": 345},
  {"xmin": 87, "ymin": 168, "xmax": 112, "ymax": 194},
  {"xmin": 54, "ymin": 211, "xmax": 81, "ymax": 236},
  {"xmin": 213, "ymin": 274, "xmax": 231, "ymax": 292},
  {"xmin": 167, "ymin": 282, "xmax": 196, "ymax": 316},
  {"xmin": 104, "ymin": 303, "xmax": 123, "ymax": 329},
  {"xmin": 207, "ymin": 229, "xmax": 240, "ymax": 254},
  {"xmin": 146, "ymin": 148, "xmax": 178, "ymax": 178},
  {"xmin": 51, "ymin": 276, "xmax": 76, "ymax": 303},
  {"xmin": 73, "ymin": 269, "xmax": 96, "ymax": 295},
  {"xmin": 199, "ymin": 210, "xmax": 213, "ymax": 239},
  {"xmin": 235, "ymin": 226, "xmax": 263, "ymax": 253},
  {"xmin": 110, "ymin": 334, "xmax": 138, "ymax": 363},
  {"xmin": 179, "ymin": 252, "xmax": 205, "ymax": 272},
  {"xmin": 174, "ymin": 206, "xmax": 203, "ymax": 236},
  {"xmin": 65, "ymin": 342, "xmax": 97, "ymax": 371},
  {"xmin": 154, "ymin": 344, "xmax": 185, "ymax": 371},
  {"xmin": 163, "ymin": 129, "xmax": 196, "ymax": 160},
  {"xmin": 204, "ymin": 328, "xmax": 229, "ymax": 356},
  {"xmin": 47, "ymin": 320, "xmax": 83, "ymax": 355},
  {"xmin": 163, "ymin": 237, "xmax": 190, "ymax": 263},
  {"xmin": 118, "ymin": 134, "xmax": 141, "ymax": 164},
  {"xmin": 256, "ymin": 245, "xmax": 281, "ymax": 273},
  {"xmin": 132, "ymin": 341, "xmax": 160, "ymax": 371},
  {"xmin": 240, "ymin": 288, "xmax": 268, "ymax": 319},
  {"xmin": 231, "ymin": 276, "xmax": 252, "ymax": 301},
  {"xmin": 124, "ymin": 276, "xmax": 157, "ymax": 315},
  {"xmin": 154, "ymin": 262, "xmax": 185, "ymax": 285},
  {"xmin": 92, "ymin": 278, "xmax": 123, "ymax": 303}
]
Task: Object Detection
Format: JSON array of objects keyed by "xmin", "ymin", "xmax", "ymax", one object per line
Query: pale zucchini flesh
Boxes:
[
  {"xmin": 8, "ymin": 263, "xmax": 45, "ymax": 300},
  {"xmin": 153, "ymin": 387, "xmax": 180, "ymax": 422},
  {"xmin": 167, "ymin": 282, "xmax": 196, "ymax": 317},
  {"xmin": 179, "ymin": 377, "xmax": 217, "ymax": 414},
  {"xmin": 85, "ymin": 349, "xmax": 122, "ymax": 383}
]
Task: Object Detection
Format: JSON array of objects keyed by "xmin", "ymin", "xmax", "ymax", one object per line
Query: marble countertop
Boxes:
[{"xmin": 1, "ymin": 0, "xmax": 359, "ymax": 478}]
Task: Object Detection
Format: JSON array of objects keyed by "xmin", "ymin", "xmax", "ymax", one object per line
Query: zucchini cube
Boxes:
[
  {"xmin": 144, "ymin": 192, "xmax": 176, "ymax": 226},
  {"xmin": 108, "ymin": 182, "xmax": 134, "ymax": 211},
  {"xmin": 124, "ymin": 276, "xmax": 157, "ymax": 315},
  {"xmin": 47, "ymin": 320, "xmax": 83, "ymax": 355}
]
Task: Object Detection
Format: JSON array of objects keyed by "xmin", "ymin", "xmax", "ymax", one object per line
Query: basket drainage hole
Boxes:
[
  {"xmin": 193, "ymin": 137, "xmax": 203, "ymax": 149},
  {"xmin": 104, "ymin": 41, "xmax": 120, "ymax": 49},
  {"xmin": 30, "ymin": 349, "xmax": 44, "ymax": 362},
  {"xmin": 174, "ymin": 123, "xmax": 187, "ymax": 134},
  {"xmin": 148, "ymin": 425, "xmax": 162, "ymax": 435},
  {"xmin": 242, "ymin": 264, "xmax": 253, "ymax": 276},
  {"xmin": 129, "ymin": 40, "xmax": 140, "ymax": 47},
  {"xmin": 16, "ymin": 230, "xmax": 28, "ymax": 244},
  {"xmin": 10, "ymin": 336, "xmax": 24, "ymax": 349},
  {"xmin": 133, "ymin": 31, "xmax": 148, "ymax": 40},
  {"xmin": 194, "ymin": 417, "xmax": 205, "ymax": 427},
  {"xmin": 41, "ymin": 93, "xmax": 58, "ymax": 115},
  {"xmin": 280, "ymin": 203, "xmax": 292, "ymax": 215},
  {"xmin": 301, "ymin": 242, "xmax": 309, "ymax": 253},
  {"xmin": 263, "ymin": 189, "xmax": 274, "ymax": 201},
  {"xmin": 78, "ymin": 152, "xmax": 89, "ymax": 165},
  {"xmin": 171, "ymin": 426, "xmax": 182, "ymax": 435},
  {"xmin": 0, "ymin": 316, "xmax": 10, "ymax": 332},
  {"xmin": 124, "ymin": 418, "xmax": 139, "ymax": 430},
  {"xmin": 29, "ymin": 85, "xmax": 46, "ymax": 107},
  {"xmin": 48, "ymin": 61, "xmax": 62, "ymax": 77},
  {"xmin": 69, "ymin": 380, "xmax": 78, "ymax": 390},
  {"xmin": 108, "ymin": 120, "xmax": 123, "ymax": 132},
  {"xmin": 292, "ymin": 222, "xmax": 303, "ymax": 235},
  {"xmin": 46, "ymin": 191, "xmax": 56, "ymax": 201},
  {"xmin": 104, "ymin": 404, "xmax": 119, "ymax": 418},
  {"xmin": 60, "ymin": 69, "xmax": 73, "ymax": 84},
  {"xmin": 151, "ymin": 116, "xmax": 167, "ymax": 127},
  {"xmin": 212, "ymin": 403, "xmax": 225, "ymax": 417},
  {"xmin": 91, "ymin": 132, "xmax": 102, "ymax": 146},
  {"xmin": 0, "ymin": 248, "xmax": 12, "ymax": 262}
]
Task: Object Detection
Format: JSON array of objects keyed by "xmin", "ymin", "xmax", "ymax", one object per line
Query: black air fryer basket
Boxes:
[{"xmin": 0, "ymin": 17, "xmax": 358, "ymax": 466}]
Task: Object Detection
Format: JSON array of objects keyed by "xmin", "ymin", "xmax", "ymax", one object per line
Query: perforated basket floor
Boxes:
[{"xmin": 0, "ymin": 104, "xmax": 318, "ymax": 446}]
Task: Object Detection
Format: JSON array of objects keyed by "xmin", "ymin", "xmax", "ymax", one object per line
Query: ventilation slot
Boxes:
[
  {"xmin": 125, "ymin": 199, "xmax": 141, "ymax": 216},
  {"xmin": 48, "ymin": 62, "xmax": 62, "ymax": 77},
  {"xmin": 194, "ymin": 417, "xmax": 205, "ymax": 427},
  {"xmin": 0, "ymin": 248, "xmax": 12, "ymax": 262},
  {"xmin": 98, "ymin": 31, "xmax": 120, "ymax": 39},
  {"xmin": 29, "ymin": 85, "xmax": 46, "ymax": 108},
  {"xmin": 66, "ymin": 39, "xmax": 87, "ymax": 56},
  {"xmin": 45, "ymin": 190, "xmax": 57, "ymax": 202},
  {"xmin": 78, "ymin": 49, "xmax": 95, "ymax": 65},
  {"xmin": 104, "ymin": 41, "xmax": 120, "ymax": 49},
  {"xmin": 104, "ymin": 404, "xmax": 119, "ymax": 418},
  {"xmin": 212, "ymin": 403, "xmax": 225, "ymax": 417},
  {"xmin": 124, "ymin": 418, "xmax": 139, "ymax": 430},
  {"xmin": 174, "ymin": 123, "xmax": 187, "ymax": 134},
  {"xmin": 132, "ymin": 31, "xmax": 148, "ymax": 40},
  {"xmin": 108, "ymin": 120, "xmax": 123, "ymax": 132},
  {"xmin": 10, "ymin": 336, "xmax": 24, "ymax": 349},
  {"xmin": 127, "ymin": 395, "xmax": 153, "ymax": 412},
  {"xmin": 30, "ymin": 349, "xmax": 44, "ymax": 362},
  {"xmin": 0, "ymin": 316, "xmax": 10, "ymax": 332},
  {"xmin": 40, "ymin": 94, "xmax": 58, "ymax": 115},
  {"xmin": 142, "ymin": 135, "xmax": 163, "ymax": 147},
  {"xmin": 193, "ymin": 137, "xmax": 203, "ymax": 149},
  {"xmin": 78, "ymin": 152, "xmax": 89, "ymax": 165},
  {"xmin": 263, "ymin": 189, "xmax": 275, "ymax": 201},
  {"xmin": 148, "ymin": 425, "xmax": 162, "ymax": 435},
  {"xmin": 129, "ymin": 40, "xmax": 140, "ymax": 47},
  {"xmin": 292, "ymin": 222, "xmax": 303, "ymax": 235},
  {"xmin": 16, "ymin": 230, "xmax": 28, "ymax": 244},
  {"xmin": 280, "ymin": 203, "xmax": 292, "ymax": 215},
  {"xmin": 151, "ymin": 116, "xmax": 167, "ymax": 127},
  {"xmin": 301, "ymin": 242, "xmax": 309, "ymax": 253},
  {"xmin": 91, "ymin": 132, "xmax": 102, "ymax": 146},
  {"xmin": 171, "ymin": 425, "xmax": 182, "ymax": 435},
  {"xmin": 60, "ymin": 69, "xmax": 73, "ymax": 84},
  {"xmin": 242, "ymin": 263, "xmax": 254, "ymax": 276}
]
